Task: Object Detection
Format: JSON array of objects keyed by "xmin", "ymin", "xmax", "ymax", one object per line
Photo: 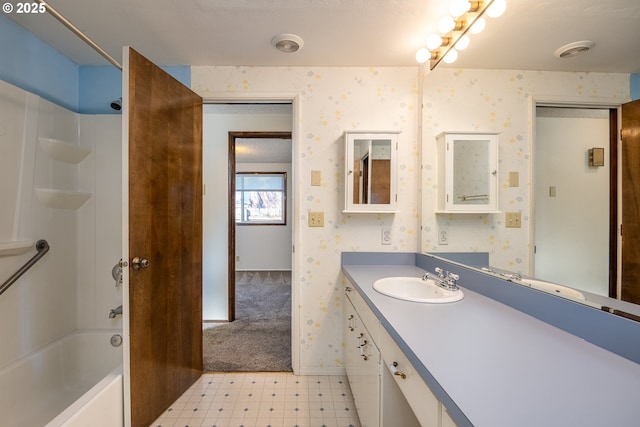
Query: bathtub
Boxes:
[{"xmin": 0, "ymin": 330, "xmax": 124, "ymax": 427}]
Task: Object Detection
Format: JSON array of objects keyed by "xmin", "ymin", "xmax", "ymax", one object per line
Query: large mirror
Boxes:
[
  {"xmin": 422, "ymin": 103, "xmax": 640, "ymax": 322},
  {"xmin": 344, "ymin": 131, "xmax": 399, "ymax": 213}
]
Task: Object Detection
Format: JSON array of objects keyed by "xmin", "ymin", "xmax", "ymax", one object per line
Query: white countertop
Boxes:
[{"xmin": 342, "ymin": 263, "xmax": 640, "ymax": 427}]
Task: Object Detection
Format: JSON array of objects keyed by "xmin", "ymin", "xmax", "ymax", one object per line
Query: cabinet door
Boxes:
[
  {"xmin": 437, "ymin": 132, "xmax": 499, "ymax": 212},
  {"xmin": 344, "ymin": 131, "xmax": 399, "ymax": 213}
]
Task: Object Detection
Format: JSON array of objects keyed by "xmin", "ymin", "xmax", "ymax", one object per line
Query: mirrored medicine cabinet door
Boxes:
[
  {"xmin": 344, "ymin": 131, "xmax": 399, "ymax": 213},
  {"xmin": 437, "ymin": 132, "xmax": 499, "ymax": 213}
]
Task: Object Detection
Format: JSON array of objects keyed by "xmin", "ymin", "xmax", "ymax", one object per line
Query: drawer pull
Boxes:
[
  {"xmin": 360, "ymin": 340, "xmax": 369, "ymax": 360},
  {"xmin": 345, "ymin": 286, "xmax": 352, "ymax": 292},
  {"xmin": 390, "ymin": 362, "xmax": 406, "ymax": 379},
  {"xmin": 356, "ymin": 332, "xmax": 364, "ymax": 347},
  {"xmin": 348, "ymin": 314, "xmax": 355, "ymax": 331}
]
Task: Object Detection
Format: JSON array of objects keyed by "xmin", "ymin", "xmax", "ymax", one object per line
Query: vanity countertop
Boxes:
[{"xmin": 342, "ymin": 262, "xmax": 640, "ymax": 427}]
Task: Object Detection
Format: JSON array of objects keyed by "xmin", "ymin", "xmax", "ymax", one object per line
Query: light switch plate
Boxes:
[
  {"xmin": 509, "ymin": 171, "xmax": 519, "ymax": 187},
  {"xmin": 311, "ymin": 170, "xmax": 321, "ymax": 186},
  {"xmin": 308, "ymin": 211, "xmax": 324, "ymax": 227},
  {"xmin": 505, "ymin": 212, "xmax": 521, "ymax": 228}
]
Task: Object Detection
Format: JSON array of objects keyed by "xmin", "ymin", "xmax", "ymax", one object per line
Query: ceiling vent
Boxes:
[
  {"xmin": 554, "ymin": 41, "xmax": 595, "ymax": 59},
  {"xmin": 271, "ymin": 34, "xmax": 304, "ymax": 53}
]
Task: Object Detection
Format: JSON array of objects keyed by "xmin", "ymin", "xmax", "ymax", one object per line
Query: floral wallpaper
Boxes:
[
  {"xmin": 420, "ymin": 68, "xmax": 629, "ymax": 273},
  {"xmin": 192, "ymin": 66, "xmax": 421, "ymax": 374}
]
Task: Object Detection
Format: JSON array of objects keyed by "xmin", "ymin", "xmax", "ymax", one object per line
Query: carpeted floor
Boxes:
[{"xmin": 203, "ymin": 271, "xmax": 292, "ymax": 372}]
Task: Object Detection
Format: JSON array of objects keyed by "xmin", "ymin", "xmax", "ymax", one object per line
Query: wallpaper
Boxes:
[
  {"xmin": 192, "ymin": 66, "xmax": 420, "ymax": 373},
  {"xmin": 420, "ymin": 68, "xmax": 629, "ymax": 273}
]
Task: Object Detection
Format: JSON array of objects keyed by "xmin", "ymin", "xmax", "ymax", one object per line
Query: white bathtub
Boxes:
[{"xmin": 0, "ymin": 330, "xmax": 124, "ymax": 427}]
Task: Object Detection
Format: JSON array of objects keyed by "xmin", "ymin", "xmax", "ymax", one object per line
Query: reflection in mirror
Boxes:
[
  {"xmin": 352, "ymin": 138, "xmax": 392, "ymax": 205},
  {"xmin": 453, "ymin": 139, "xmax": 490, "ymax": 205},
  {"xmin": 427, "ymin": 252, "xmax": 640, "ymax": 321}
]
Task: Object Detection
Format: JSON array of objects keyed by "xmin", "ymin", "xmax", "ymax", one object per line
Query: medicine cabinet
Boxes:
[
  {"xmin": 437, "ymin": 131, "xmax": 499, "ymax": 213},
  {"xmin": 344, "ymin": 131, "xmax": 399, "ymax": 213}
]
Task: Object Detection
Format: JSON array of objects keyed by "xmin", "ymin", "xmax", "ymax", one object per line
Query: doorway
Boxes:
[
  {"xmin": 201, "ymin": 103, "xmax": 295, "ymax": 372},
  {"xmin": 533, "ymin": 105, "xmax": 618, "ymax": 297}
]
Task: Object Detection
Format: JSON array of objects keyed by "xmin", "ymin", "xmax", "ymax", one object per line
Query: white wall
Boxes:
[
  {"xmin": 236, "ymin": 162, "xmax": 292, "ymax": 271},
  {"xmin": 0, "ymin": 79, "xmax": 122, "ymax": 367},
  {"xmin": 194, "ymin": 66, "xmax": 420, "ymax": 373},
  {"xmin": 534, "ymin": 109, "xmax": 610, "ymax": 295},
  {"xmin": 420, "ymin": 68, "xmax": 629, "ymax": 274},
  {"xmin": 202, "ymin": 105, "xmax": 292, "ymax": 320}
]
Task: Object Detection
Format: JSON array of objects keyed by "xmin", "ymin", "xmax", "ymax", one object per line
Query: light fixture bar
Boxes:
[{"xmin": 429, "ymin": 0, "xmax": 496, "ymax": 70}]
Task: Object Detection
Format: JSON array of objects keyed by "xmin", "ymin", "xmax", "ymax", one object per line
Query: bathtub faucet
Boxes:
[{"xmin": 109, "ymin": 305, "xmax": 123, "ymax": 319}]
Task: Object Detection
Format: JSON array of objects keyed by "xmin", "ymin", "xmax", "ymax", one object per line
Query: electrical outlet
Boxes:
[
  {"xmin": 381, "ymin": 229, "xmax": 392, "ymax": 245},
  {"xmin": 308, "ymin": 211, "xmax": 324, "ymax": 227},
  {"xmin": 509, "ymin": 171, "xmax": 519, "ymax": 187},
  {"xmin": 439, "ymin": 223, "xmax": 449, "ymax": 245},
  {"xmin": 505, "ymin": 212, "xmax": 522, "ymax": 228}
]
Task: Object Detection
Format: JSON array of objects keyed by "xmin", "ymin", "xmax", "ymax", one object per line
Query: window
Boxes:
[{"xmin": 235, "ymin": 172, "xmax": 286, "ymax": 225}]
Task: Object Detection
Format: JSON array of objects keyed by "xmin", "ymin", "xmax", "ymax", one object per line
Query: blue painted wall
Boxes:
[
  {"xmin": 79, "ymin": 65, "xmax": 191, "ymax": 114},
  {"xmin": 0, "ymin": 14, "xmax": 79, "ymax": 111},
  {"xmin": 631, "ymin": 74, "xmax": 640, "ymax": 101},
  {"xmin": 1, "ymin": 14, "xmax": 190, "ymax": 114}
]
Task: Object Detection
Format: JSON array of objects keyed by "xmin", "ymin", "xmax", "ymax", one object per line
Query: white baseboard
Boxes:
[{"xmin": 295, "ymin": 366, "xmax": 346, "ymax": 376}]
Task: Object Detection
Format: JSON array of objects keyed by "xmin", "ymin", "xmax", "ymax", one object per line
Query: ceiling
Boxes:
[
  {"xmin": 237, "ymin": 138, "xmax": 292, "ymax": 163},
  {"xmin": 8, "ymin": 0, "xmax": 640, "ymax": 73}
]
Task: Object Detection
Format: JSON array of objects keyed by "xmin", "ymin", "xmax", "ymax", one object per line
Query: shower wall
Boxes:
[{"xmin": 0, "ymin": 79, "xmax": 122, "ymax": 367}]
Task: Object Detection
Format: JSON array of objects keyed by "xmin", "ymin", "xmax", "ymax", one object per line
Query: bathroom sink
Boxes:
[
  {"xmin": 373, "ymin": 277, "xmax": 464, "ymax": 303},
  {"xmin": 520, "ymin": 278, "xmax": 586, "ymax": 301}
]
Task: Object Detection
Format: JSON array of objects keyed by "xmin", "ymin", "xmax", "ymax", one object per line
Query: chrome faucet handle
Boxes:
[
  {"xmin": 447, "ymin": 272, "xmax": 459, "ymax": 281},
  {"xmin": 434, "ymin": 267, "xmax": 445, "ymax": 278}
]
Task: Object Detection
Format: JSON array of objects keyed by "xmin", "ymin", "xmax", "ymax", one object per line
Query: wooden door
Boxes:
[
  {"xmin": 621, "ymin": 99, "xmax": 640, "ymax": 304},
  {"xmin": 124, "ymin": 47, "xmax": 203, "ymax": 427}
]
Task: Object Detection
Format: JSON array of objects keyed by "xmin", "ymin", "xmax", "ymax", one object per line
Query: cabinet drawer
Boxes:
[
  {"xmin": 379, "ymin": 327, "xmax": 439, "ymax": 426},
  {"xmin": 345, "ymin": 284, "xmax": 380, "ymax": 343}
]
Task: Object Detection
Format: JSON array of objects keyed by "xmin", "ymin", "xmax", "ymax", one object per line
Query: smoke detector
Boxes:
[
  {"xmin": 271, "ymin": 34, "xmax": 304, "ymax": 53},
  {"xmin": 554, "ymin": 40, "xmax": 595, "ymax": 59}
]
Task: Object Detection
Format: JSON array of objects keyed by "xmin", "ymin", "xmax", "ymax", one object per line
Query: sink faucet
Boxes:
[
  {"xmin": 423, "ymin": 268, "xmax": 460, "ymax": 291},
  {"xmin": 109, "ymin": 305, "xmax": 123, "ymax": 319}
]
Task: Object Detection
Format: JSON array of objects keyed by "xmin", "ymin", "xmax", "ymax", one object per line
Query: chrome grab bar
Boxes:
[{"xmin": 0, "ymin": 239, "xmax": 50, "ymax": 296}]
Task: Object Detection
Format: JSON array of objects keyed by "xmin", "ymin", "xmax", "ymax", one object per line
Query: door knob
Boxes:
[{"xmin": 131, "ymin": 257, "xmax": 149, "ymax": 270}]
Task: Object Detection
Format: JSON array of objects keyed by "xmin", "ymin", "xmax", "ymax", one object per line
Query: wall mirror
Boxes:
[
  {"xmin": 437, "ymin": 132, "xmax": 499, "ymax": 213},
  {"xmin": 344, "ymin": 131, "xmax": 399, "ymax": 213}
]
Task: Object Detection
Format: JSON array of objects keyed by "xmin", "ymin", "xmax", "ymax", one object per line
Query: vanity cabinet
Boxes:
[
  {"xmin": 344, "ymin": 284, "xmax": 455, "ymax": 427},
  {"xmin": 344, "ymin": 286, "xmax": 381, "ymax": 427},
  {"xmin": 344, "ymin": 131, "xmax": 399, "ymax": 213},
  {"xmin": 437, "ymin": 132, "xmax": 499, "ymax": 213}
]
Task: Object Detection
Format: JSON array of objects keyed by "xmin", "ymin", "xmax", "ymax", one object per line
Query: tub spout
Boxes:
[{"xmin": 109, "ymin": 305, "xmax": 123, "ymax": 319}]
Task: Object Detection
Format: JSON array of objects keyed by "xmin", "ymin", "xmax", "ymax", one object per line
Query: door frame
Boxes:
[
  {"xmin": 228, "ymin": 130, "xmax": 293, "ymax": 321},
  {"xmin": 203, "ymin": 93, "xmax": 301, "ymax": 374},
  {"xmin": 530, "ymin": 95, "xmax": 622, "ymax": 298}
]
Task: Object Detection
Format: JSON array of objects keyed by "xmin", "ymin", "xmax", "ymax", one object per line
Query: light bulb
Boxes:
[
  {"xmin": 469, "ymin": 17, "xmax": 486, "ymax": 34},
  {"xmin": 486, "ymin": 0, "xmax": 507, "ymax": 18},
  {"xmin": 449, "ymin": 0, "xmax": 471, "ymax": 17},
  {"xmin": 426, "ymin": 34, "xmax": 443, "ymax": 50},
  {"xmin": 443, "ymin": 49, "xmax": 458, "ymax": 64},
  {"xmin": 455, "ymin": 35, "xmax": 470, "ymax": 50},
  {"xmin": 438, "ymin": 16, "xmax": 456, "ymax": 34},
  {"xmin": 415, "ymin": 47, "xmax": 430, "ymax": 64}
]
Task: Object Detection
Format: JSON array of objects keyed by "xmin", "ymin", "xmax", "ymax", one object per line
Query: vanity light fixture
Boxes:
[{"xmin": 415, "ymin": 0, "xmax": 507, "ymax": 70}]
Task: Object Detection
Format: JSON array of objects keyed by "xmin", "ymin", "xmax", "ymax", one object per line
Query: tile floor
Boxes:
[{"xmin": 150, "ymin": 372, "xmax": 362, "ymax": 427}]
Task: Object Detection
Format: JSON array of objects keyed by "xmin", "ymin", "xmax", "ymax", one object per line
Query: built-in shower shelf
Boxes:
[
  {"xmin": 38, "ymin": 137, "xmax": 91, "ymax": 164},
  {"xmin": 35, "ymin": 188, "xmax": 91, "ymax": 210},
  {"xmin": 0, "ymin": 240, "xmax": 34, "ymax": 256}
]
